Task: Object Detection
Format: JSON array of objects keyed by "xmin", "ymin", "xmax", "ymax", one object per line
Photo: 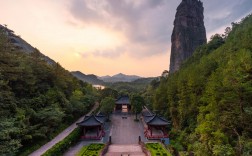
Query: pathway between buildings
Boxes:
[
  {"xmin": 110, "ymin": 113, "xmax": 147, "ymax": 144},
  {"xmin": 29, "ymin": 102, "xmax": 99, "ymax": 156}
]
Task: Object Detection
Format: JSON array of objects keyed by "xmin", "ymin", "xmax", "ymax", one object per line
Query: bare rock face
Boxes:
[{"xmin": 169, "ymin": 0, "xmax": 207, "ymax": 73}]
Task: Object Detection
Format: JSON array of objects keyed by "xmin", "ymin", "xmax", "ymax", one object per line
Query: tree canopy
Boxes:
[
  {"xmin": 149, "ymin": 14, "xmax": 252, "ymax": 155},
  {"xmin": 0, "ymin": 29, "xmax": 97, "ymax": 155},
  {"xmin": 100, "ymin": 97, "xmax": 115, "ymax": 120},
  {"xmin": 131, "ymin": 94, "xmax": 144, "ymax": 120}
]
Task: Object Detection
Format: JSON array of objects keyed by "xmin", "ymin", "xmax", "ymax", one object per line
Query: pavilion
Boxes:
[
  {"xmin": 76, "ymin": 114, "xmax": 106, "ymax": 140},
  {"xmin": 142, "ymin": 109, "xmax": 170, "ymax": 139},
  {"xmin": 115, "ymin": 95, "xmax": 131, "ymax": 112}
]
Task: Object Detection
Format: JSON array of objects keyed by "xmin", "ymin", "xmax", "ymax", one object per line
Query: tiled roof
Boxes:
[
  {"xmin": 77, "ymin": 115, "xmax": 106, "ymax": 127},
  {"xmin": 115, "ymin": 96, "xmax": 130, "ymax": 105},
  {"xmin": 143, "ymin": 114, "xmax": 170, "ymax": 126}
]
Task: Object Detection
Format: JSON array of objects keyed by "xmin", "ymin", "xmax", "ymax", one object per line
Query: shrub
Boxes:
[
  {"xmin": 76, "ymin": 143, "xmax": 104, "ymax": 156},
  {"xmin": 146, "ymin": 143, "xmax": 171, "ymax": 156},
  {"xmin": 42, "ymin": 128, "xmax": 81, "ymax": 156}
]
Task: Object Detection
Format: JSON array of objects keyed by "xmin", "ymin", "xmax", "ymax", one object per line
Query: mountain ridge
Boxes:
[
  {"xmin": 0, "ymin": 24, "xmax": 56, "ymax": 65},
  {"xmin": 99, "ymin": 73, "xmax": 142, "ymax": 83},
  {"xmin": 71, "ymin": 71, "xmax": 105, "ymax": 85},
  {"xmin": 71, "ymin": 71, "xmax": 155, "ymax": 85}
]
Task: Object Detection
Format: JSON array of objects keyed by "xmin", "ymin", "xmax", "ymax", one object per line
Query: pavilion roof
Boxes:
[
  {"xmin": 142, "ymin": 108, "xmax": 153, "ymax": 116},
  {"xmin": 115, "ymin": 96, "xmax": 130, "ymax": 105},
  {"xmin": 144, "ymin": 114, "xmax": 170, "ymax": 126},
  {"xmin": 76, "ymin": 114, "xmax": 106, "ymax": 127}
]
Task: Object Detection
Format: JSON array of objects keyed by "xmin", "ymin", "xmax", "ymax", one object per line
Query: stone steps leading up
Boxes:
[{"xmin": 105, "ymin": 144, "xmax": 145, "ymax": 156}]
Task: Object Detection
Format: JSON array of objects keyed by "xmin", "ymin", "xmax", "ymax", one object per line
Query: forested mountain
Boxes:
[
  {"xmin": 0, "ymin": 24, "xmax": 55, "ymax": 65},
  {"xmin": 71, "ymin": 71, "xmax": 105, "ymax": 85},
  {"xmin": 106, "ymin": 77, "xmax": 156, "ymax": 94},
  {"xmin": 99, "ymin": 73, "xmax": 142, "ymax": 83},
  {"xmin": 0, "ymin": 28, "xmax": 97, "ymax": 155},
  {"xmin": 151, "ymin": 14, "xmax": 252, "ymax": 155}
]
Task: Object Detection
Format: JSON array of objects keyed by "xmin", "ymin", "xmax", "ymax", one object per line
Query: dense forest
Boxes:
[
  {"xmin": 150, "ymin": 14, "xmax": 252, "ymax": 155},
  {"xmin": 0, "ymin": 29, "xmax": 97, "ymax": 155},
  {"xmin": 1, "ymin": 12, "xmax": 251, "ymax": 156},
  {"xmin": 106, "ymin": 77, "xmax": 155, "ymax": 94}
]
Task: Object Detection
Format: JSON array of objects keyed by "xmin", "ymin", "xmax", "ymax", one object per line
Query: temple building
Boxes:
[
  {"xmin": 142, "ymin": 109, "xmax": 170, "ymax": 139},
  {"xmin": 115, "ymin": 95, "xmax": 131, "ymax": 112},
  {"xmin": 76, "ymin": 113, "xmax": 106, "ymax": 140}
]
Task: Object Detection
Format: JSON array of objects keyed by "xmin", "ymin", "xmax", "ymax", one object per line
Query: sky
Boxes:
[{"xmin": 0, "ymin": 0, "xmax": 251, "ymax": 77}]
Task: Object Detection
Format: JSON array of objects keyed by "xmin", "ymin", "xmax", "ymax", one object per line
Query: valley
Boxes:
[{"xmin": 0, "ymin": 0, "xmax": 252, "ymax": 156}]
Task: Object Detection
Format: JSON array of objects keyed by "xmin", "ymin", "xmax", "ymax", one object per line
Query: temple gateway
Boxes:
[{"xmin": 115, "ymin": 96, "xmax": 131, "ymax": 112}]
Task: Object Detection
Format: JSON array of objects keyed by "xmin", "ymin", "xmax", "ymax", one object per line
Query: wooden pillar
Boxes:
[
  {"xmin": 150, "ymin": 126, "xmax": 152, "ymax": 136},
  {"xmin": 109, "ymin": 136, "xmax": 112, "ymax": 144},
  {"xmin": 97, "ymin": 126, "xmax": 99, "ymax": 137},
  {"xmin": 83, "ymin": 127, "xmax": 86, "ymax": 137}
]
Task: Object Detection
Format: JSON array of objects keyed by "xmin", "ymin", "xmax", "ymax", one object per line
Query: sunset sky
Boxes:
[{"xmin": 0, "ymin": 0, "xmax": 251, "ymax": 77}]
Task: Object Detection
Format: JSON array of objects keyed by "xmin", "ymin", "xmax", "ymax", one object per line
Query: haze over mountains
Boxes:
[{"xmin": 0, "ymin": 24, "xmax": 151, "ymax": 86}]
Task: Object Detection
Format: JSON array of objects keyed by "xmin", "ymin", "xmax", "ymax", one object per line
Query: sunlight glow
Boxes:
[{"xmin": 68, "ymin": 26, "xmax": 125, "ymax": 49}]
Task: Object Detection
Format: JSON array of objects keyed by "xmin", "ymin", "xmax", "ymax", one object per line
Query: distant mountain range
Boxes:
[
  {"xmin": 71, "ymin": 71, "xmax": 105, "ymax": 85},
  {"xmin": 71, "ymin": 71, "xmax": 148, "ymax": 85},
  {"xmin": 99, "ymin": 73, "xmax": 142, "ymax": 83},
  {"xmin": 0, "ymin": 24, "xmax": 153, "ymax": 86}
]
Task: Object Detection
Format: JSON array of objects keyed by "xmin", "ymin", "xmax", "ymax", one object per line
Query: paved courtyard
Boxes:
[
  {"xmin": 64, "ymin": 113, "xmax": 148, "ymax": 155},
  {"xmin": 110, "ymin": 113, "xmax": 147, "ymax": 144}
]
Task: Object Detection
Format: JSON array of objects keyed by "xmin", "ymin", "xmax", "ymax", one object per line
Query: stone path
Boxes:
[
  {"xmin": 29, "ymin": 102, "xmax": 99, "ymax": 156},
  {"xmin": 63, "ymin": 140, "xmax": 103, "ymax": 156},
  {"xmin": 110, "ymin": 113, "xmax": 147, "ymax": 144},
  {"xmin": 64, "ymin": 113, "xmax": 152, "ymax": 155},
  {"xmin": 105, "ymin": 144, "xmax": 145, "ymax": 156}
]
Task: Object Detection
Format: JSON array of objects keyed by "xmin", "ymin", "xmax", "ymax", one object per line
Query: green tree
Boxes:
[
  {"xmin": 0, "ymin": 118, "xmax": 21, "ymax": 155},
  {"xmin": 149, "ymin": 14, "xmax": 252, "ymax": 155},
  {"xmin": 100, "ymin": 97, "xmax": 115, "ymax": 121},
  {"xmin": 0, "ymin": 27, "xmax": 98, "ymax": 155},
  {"xmin": 99, "ymin": 88, "xmax": 118, "ymax": 100},
  {"xmin": 131, "ymin": 95, "xmax": 144, "ymax": 120}
]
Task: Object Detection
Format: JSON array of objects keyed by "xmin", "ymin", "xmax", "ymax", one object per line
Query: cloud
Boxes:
[
  {"xmin": 203, "ymin": 0, "xmax": 252, "ymax": 31},
  {"xmin": 68, "ymin": 0, "xmax": 252, "ymax": 59},
  {"xmin": 68, "ymin": 0, "xmax": 179, "ymax": 58},
  {"xmin": 86, "ymin": 46, "xmax": 126, "ymax": 58}
]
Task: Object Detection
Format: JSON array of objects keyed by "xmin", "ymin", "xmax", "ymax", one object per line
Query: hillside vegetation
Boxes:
[
  {"xmin": 107, "ymin": 77, "xmax": 155, "ymax": 94},
  {"xmin": 0, "ymin": 30, "xmax": 97, "ymax": 155},
  {"xmin": 152, "ymin": 14, "xmax": 252, "ymax": 155}
]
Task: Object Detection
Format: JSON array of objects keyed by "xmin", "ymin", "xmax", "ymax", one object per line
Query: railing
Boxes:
[
  {"xmin": 80, "ymin": 130, "xmax": 104, "ymax": 140},
  {"xmin": 146, "ymin": 134, "xmax": 169, "ymax": 139},
  {"xmin": 100, "ymin": 142, "xmax": 110, "ymax": 156},
  {"xmin": 138, "ymin": 136, "xmax": 151, "ymax": 156},
  {"xmin": 144, "ymin": 129, "xmax": 169, "ymax": 139},
  {"xmin": 100, "ymin": 136, "xmax": 111, "ymax": 156},
  {"xmin": 144, "ymin": 130, "xmax": 169, "ymax": 139}
]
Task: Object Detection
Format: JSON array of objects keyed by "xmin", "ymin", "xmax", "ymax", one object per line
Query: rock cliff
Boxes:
[{"xmin": 169, "ymin": 0, "xmax": 207, "ymax": 73}]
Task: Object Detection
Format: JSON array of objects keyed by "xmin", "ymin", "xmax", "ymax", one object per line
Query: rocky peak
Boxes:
[{"xmin": 169, "ymin": 0, "xmax": 206, "ymax": 73}]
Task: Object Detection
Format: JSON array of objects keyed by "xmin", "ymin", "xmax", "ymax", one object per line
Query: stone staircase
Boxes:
[{"xmin": 105, "ymin": 144, "xmax": 145, "ymax": 156}]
